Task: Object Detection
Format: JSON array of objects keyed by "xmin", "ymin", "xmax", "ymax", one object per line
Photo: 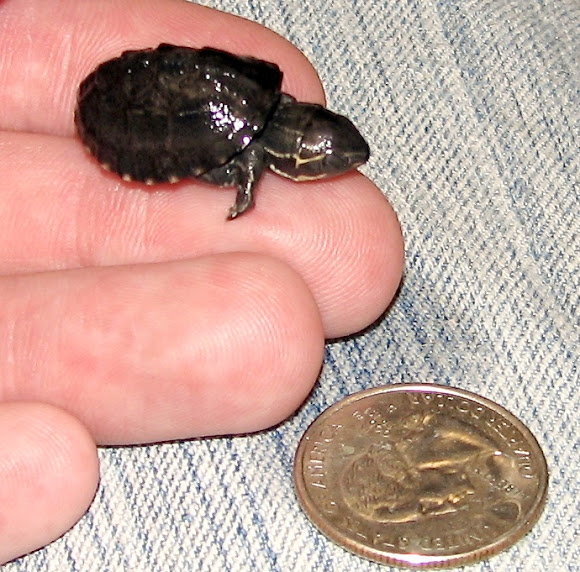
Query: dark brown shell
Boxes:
[{"xmin": 75, "ymin": 44, "xmax": 282, "ymax": 183}]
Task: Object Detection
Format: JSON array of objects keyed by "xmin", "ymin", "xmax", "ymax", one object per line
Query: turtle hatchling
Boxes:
[{"xmin": 75, "ymin": 44, "xmax": 370, "ymax": 219}]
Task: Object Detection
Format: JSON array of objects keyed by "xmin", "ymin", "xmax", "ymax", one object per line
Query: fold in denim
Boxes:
[{"xmin": 9, "ymin": 0, "xmax": 578, "ymax": 570}]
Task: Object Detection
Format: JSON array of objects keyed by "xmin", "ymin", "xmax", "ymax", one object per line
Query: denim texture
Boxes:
[{"xmin": 7, "ymin": 0, "xmax": 578, "ymax": 570}]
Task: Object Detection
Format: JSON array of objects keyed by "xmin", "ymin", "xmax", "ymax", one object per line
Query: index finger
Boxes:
[{"xmin": 0, "ymin": 0, "xmax": 325, "ymax": 135}]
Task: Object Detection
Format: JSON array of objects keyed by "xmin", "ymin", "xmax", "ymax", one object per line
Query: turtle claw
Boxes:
[
  {"xmin": 227, "ymin": 187, "xmax": 255, "ymax": 220},
  {"xmin": 227, "ymin": 206, "xmax": 241, "ymax": 220}
]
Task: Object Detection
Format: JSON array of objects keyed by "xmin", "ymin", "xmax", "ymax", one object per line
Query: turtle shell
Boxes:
[{"xmin": 75, "ymin": 44, "xmax": 283, "ymax": 183}]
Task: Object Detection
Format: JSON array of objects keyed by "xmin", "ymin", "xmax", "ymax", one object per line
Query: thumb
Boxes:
[{"xmin": 0, "ymin": 402, "xmax": 99, "ymax": 564}]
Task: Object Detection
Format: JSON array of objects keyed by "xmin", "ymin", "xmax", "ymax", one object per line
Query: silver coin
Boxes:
[{"xmin": 294, "ymin": 384, "xmax": 548, "ymax": 568}]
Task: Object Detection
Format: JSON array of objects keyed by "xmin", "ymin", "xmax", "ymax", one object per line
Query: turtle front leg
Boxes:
[{"xmin": 200, "ymin": 144, "xmax": 266, "ymax": 220}]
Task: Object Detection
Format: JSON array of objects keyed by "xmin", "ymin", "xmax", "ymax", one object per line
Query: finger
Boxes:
[
  {"xmin": 0, "ymin": 0, "xmax": 324, "ymax": 135},
  {"xmin": 0, "ymin": 253, "xmax": 325, "ymax": 444},
  {"xmin": 0, "ymin": 132, "xmax": 403, "ymax": 337},
  {"xmin": 0, "ymin": 402, "xmax": 99, "ymax": 564}
]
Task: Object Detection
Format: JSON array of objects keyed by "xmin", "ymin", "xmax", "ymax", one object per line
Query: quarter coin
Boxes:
[{"xmin": 294, "ymin": 384, "xmax": 548, "ymax": 568}]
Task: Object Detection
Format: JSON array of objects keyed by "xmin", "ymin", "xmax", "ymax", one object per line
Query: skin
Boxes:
[{"xmin": 0, "ymin": 0, "xmax": 404, "ymax": 563}]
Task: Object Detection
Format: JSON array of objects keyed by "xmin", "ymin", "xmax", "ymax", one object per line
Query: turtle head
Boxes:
[{"xmin": 263, "ymin": 98, "xmax": 370, "ymax": 181}]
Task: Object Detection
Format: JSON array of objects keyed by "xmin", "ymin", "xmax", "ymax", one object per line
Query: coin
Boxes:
[{"xmin": 294, "ymin": 384, "xmax": 548, "ymax": 568}]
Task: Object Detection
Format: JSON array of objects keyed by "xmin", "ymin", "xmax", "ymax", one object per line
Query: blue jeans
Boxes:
[{"xmin": 9, "ymin": 0, "xmax": 578, "ymax": 570}]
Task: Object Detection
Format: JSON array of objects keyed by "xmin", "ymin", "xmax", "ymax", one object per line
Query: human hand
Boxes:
[{"xmin": 0, "ymin": 0, "xmax": 403, "ymax": 563}]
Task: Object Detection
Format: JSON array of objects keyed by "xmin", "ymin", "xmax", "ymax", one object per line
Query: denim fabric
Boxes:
[{"xmin": 7, "ymin": 0, "xmax": 579, "ymax": 570}]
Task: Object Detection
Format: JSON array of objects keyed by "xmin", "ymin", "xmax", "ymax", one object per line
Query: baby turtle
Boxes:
[{"xmin": 75, "ymin": 44, "xmax": 370, "ymax": 219}]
